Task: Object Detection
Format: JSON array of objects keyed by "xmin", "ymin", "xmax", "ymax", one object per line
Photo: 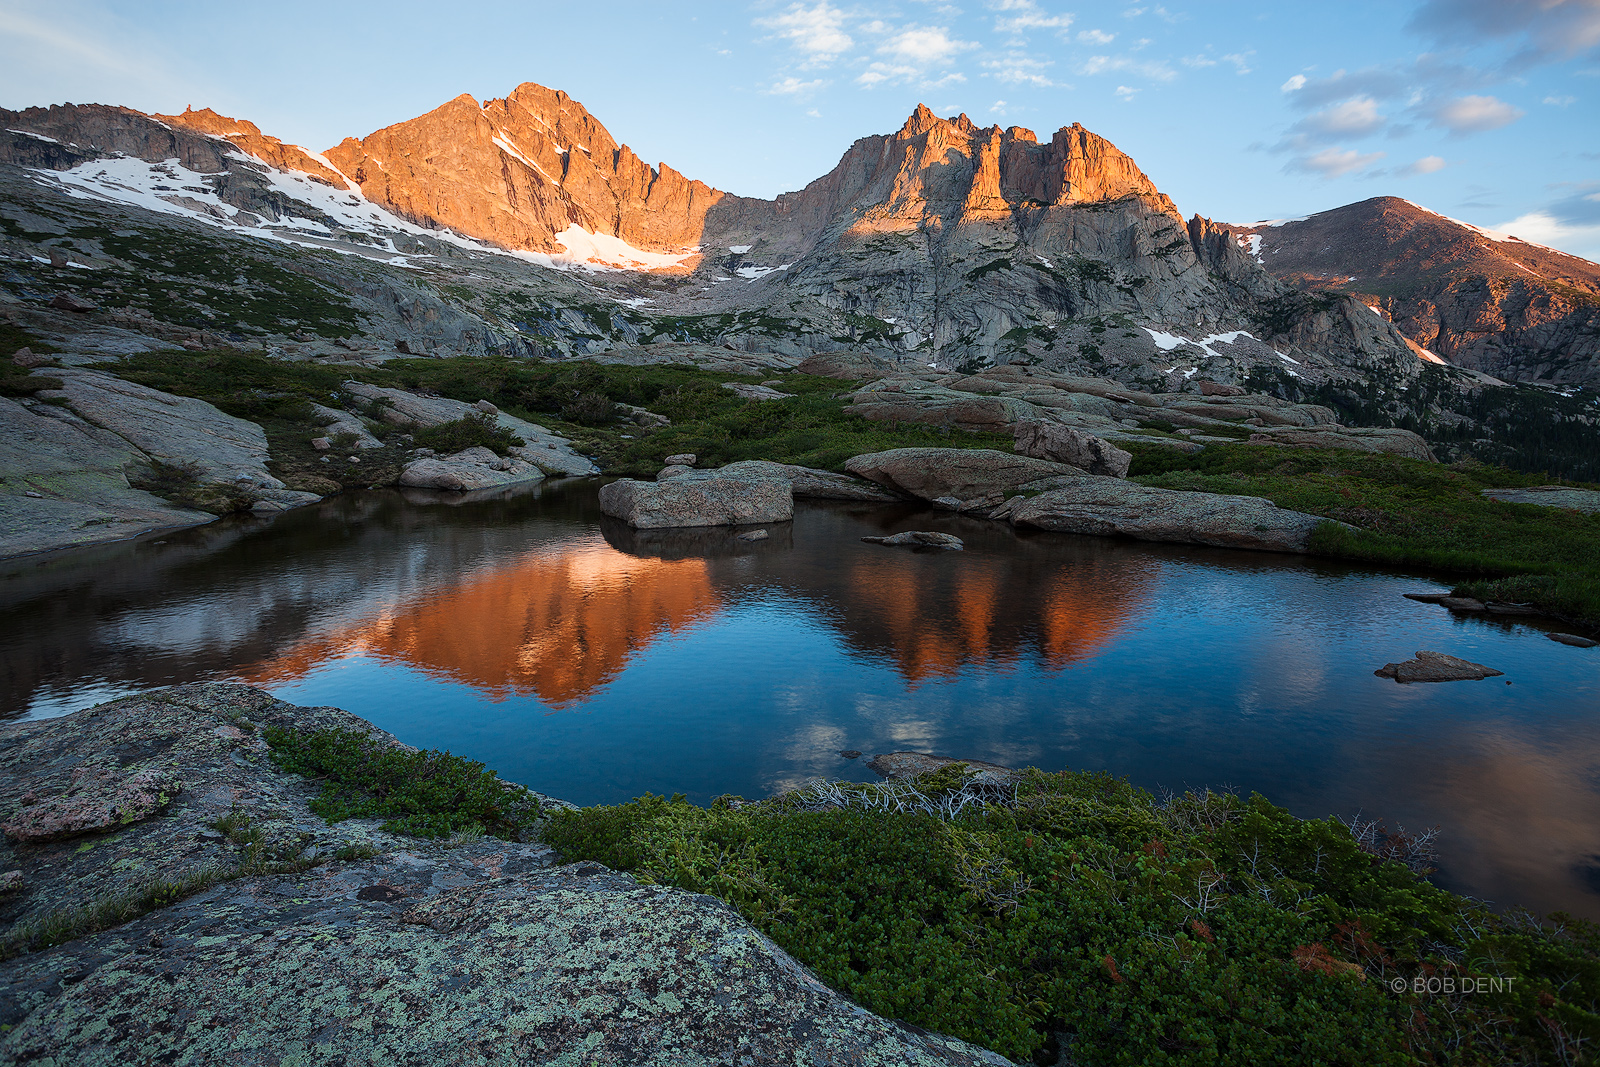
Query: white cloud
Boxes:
[
  {"xmin": 1184, "ymin": 50, "xmax": 1254, "ymax": 74},
  {"xmin": 1078, "ymin": 29, "xmax": 1115, "ymax": 44},
  {"xmin": 1302, "ymin": 96, "xmax": 1386, "ymax": 137},
  {"xmin": 756, "ymin": 2, "xmax": 853, "ymax": 63},
  {"xmin": 879, "ymin": 26, "xmax": 977, "ymax": 65},
  {"xmin": 1281, "ymin": 74, "xmax": 1307, "ymax": 92},
  {"xmin": 765, "ymin": 77, "xmax": 826, "ymax": 95},
  {"xmin": 1490, "ymin": 212, "xmax": 1600, "ymax": 260},
  {"xmin": 1428, "ymin": 94, "xmax": 1525, "ymax": 133},
  {"xmin": 1079, "ymin": 54, "xmax": 1176, "ymax": 81},
  {"xmin": 1544, "ymin": 94, "xmax": 1577, "ymax": 105},
  {"xmin": 806, "ymin": 108, "xmax": 822, "ymax": 118},
  {"xmin": 1289, "ymin": 148, "xmax": 1387, "ymax": 178},
  {"xmin": 982, "ymin": 51, "xmax": 1058, "ymax": 86},
  {"xmin": 1400, "ymin": 155, "xmax": 1448, "ymax": 176},
  {"xmin": 990, "ymin": 0, "xmax": 1073, "ymax": 34},
  {"xmin": 1115, "ymin": 85, "xmax": 1138, "ymax": 101},
  {"xmin": 989, "ymin": 99, "xmax": 1009, "ymax": 114}
]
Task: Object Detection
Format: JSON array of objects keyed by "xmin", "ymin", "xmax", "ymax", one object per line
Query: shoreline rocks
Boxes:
[
  {"xmin": 0, "ymin": 686, "xmax": 1007, "ymax": 1066},
  {"xmin": 1007, "ymin": 476, "xmax": 1339, "ymax": 553},
  {"xmin": 600, "ymin": 470, "xmax": 793, "ymax": 528},
  {"xmin": 846, "ymin": 448, "xmax": 1085, "ymax": 509},
  {"xmin": 398, "ymin": 445, "xmax": 545, "ymax": 492}
]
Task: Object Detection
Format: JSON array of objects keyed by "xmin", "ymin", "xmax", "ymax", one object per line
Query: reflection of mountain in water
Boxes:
[
  {"xmin": 606, "ymin": 503, "xmax": 1159, "ymax": 683},
  {"xmin": 246, "ymin": 546, "xmax": 718, "ymax": 706}
]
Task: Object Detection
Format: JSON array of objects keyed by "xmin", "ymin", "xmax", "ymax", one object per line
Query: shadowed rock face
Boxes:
[{"xmin": 1221, "ymin": 197, "xmax": 1600, "ymax": 388}]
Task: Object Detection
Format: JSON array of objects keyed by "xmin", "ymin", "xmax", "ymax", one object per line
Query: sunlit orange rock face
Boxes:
[
  {"xmin": 246, "ymin": 545, "xmax": 720, "ymax": 706},
  {"xmin": 155, "ymin": 107, "xmax": 351, "ymax": 189}
]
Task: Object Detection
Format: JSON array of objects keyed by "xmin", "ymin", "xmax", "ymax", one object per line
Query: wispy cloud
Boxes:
[
  {"xmin": 1077, "ymin": 29, "xmax": 1115, "ymax": 45},
  {"xmin": 982, "ymin": 51, "xmax": 1058, "ymax": 87},
  {"xmin": 1399, "ymin": 155, "xmax": 1448, "ymax": 176},
  {"xmin": 1287, "ymin": 147, "xmax": 1386, "ymax": 178},
  {"xmin": 988, "ymin": 0, "xmax": 1073, "ymax": 35},
  {"xmin": 1408, "ymin": 0, "xmax": 1600, "ymax": 63},
  {"xmin": 1079, "ymin": 53, "xmax": 1176, "ymax": 81},
  {"xmin": 764, "ymin": 77, "xmax": 827, "ymax": 95},
  {"xmin": 879, "ymin": 25, "xmax": 978, "ymax": 65},
  {"xmin": 1427, "ymin": 94, "xmax": 1525, "ymax": 133}
]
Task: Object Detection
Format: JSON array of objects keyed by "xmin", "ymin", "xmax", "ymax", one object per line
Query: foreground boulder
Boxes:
[
  {"xmin": 845, "ymin": 448, "xmax": 1083, "ymax": 510},
  {"xmin": 1014, "ymin": 420, "xmax": 1132, "ymax": 478},
  {"xmin": 599, "ymin": 470, "xmax": 793, "ymax": 528},
  {"xmin": 0, "ymin": 687, "xmax": 1005, "ymax": 1066},
  {"xmin": 1007, "ymin": 477, "xmax": 1337, "ymax": 553},
  {"xmin": 398, "ymin": 446, "xmax": 545, "ymax": 492},
  {"xmin": 1247, "ymin": 425, "xmax": 1436, "ymax": 461},
  {"xmin": 1375, "ymin": 651, "xmax": 1505, "ymax": 683}
]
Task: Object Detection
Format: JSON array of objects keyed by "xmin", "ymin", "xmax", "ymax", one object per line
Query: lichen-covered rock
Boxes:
[
  {"xmin": 0, "ymin": 855, "xmax": 1008, "ymax": 1067},
  {"xmin": 1375, "ymin": 650, "xmax": 1505, "ymax": 683},
  {"xmin": 721, "ymin": 380, "xmax": 795, "ymax": 401},
  {"xmin": 0, "ymin": 684, "xmax": 561, "ymax": 932},
  {"xmin": 1009, "ymin": 476, "xmax": 1337, "ymax": 553},
  {"xmin": 398, "ymin": 445, "xmax": 545, "ymax": 491},
  {"xmin": 2, "ymin": 767, "xmax": 184, "ymax": 844},
  {"xmin": 1014, "ymin": 420, "xmax": 1132, "ymax": 478},
  {"xmin": 1481, "ymin": 486, "xmax": 1600, "ymax": 515},
  {"xmin": 1246, "ymin": 425, "xmax": 1436, "ymax": 461},
  {"xmin": 598, "ymin": 470, "xmax": 793, "ymax": 528},
  {"xmin": 845, "ymin": 447, "xmax": 1083, "ymax": 505}
]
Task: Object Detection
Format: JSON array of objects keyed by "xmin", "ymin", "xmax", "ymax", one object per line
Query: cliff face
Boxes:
[
  {"xmin": 1222, "ymin": 198, "xmax": 1600, "ymax": 388},
  {"xmin": 321, "ymin": 84, "xmax": 756, "ymax": 261},
  {"xmin": 154, "ymin": 107, "xmax": 351, "ymax": 189}
]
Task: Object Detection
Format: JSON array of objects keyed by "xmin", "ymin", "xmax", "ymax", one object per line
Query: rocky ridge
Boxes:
[{"xmin": 1221, "ymin": 197, "xmax": 1600, "ymax": 389}]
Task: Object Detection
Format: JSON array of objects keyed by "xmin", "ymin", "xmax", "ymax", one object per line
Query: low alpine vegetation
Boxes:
[
  {"xmin": 544, "ymin": 765, "xmax": 1600, "ymax": 1066},
  {"xmin": 263, "ymin": 726, "xmax": 547, "ymax": 840}
]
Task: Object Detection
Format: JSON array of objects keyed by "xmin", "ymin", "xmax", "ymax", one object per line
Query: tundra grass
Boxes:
[
  {"xmin": 1127, "ymin": 442, "xmax": 1600, "ymax": 626},
  {"xmin": 544, "ymin": 766, "xmax": 1600, "ymax": 1066}
]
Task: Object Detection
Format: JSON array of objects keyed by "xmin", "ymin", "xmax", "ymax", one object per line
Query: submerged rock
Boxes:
[
  {"xmin": 1375, "ymin": 651, "xmax": 1505, "ymax": 683},
  {"xmin": 1549, "ymin": 633, "xmax": 1599, "ymax": 648},
  {"xmin": 599, "ymin": 470, "xmax": 793, "ymax": 528},
  {"xmin": 1009, "ymin": 477, "xmax": 1337, "ymax": 553},
  {"xmin": 861, "ymin": 531, "xmax": 964, "ymax": 551}
]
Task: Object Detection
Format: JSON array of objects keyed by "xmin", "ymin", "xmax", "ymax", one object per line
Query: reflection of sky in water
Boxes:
[{"xmin": 2, "ymin": 483, "xmax": 1596, "ymax": 920}]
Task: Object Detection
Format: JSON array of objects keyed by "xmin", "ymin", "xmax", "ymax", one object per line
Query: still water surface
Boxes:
[{"xmin": 2, "ymin": 479, "xmax": 1596, "ymax": 918}]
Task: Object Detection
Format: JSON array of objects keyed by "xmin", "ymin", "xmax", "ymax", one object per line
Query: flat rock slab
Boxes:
[
  {"xmin": 721, "ymin": 381, "xmax": 795, "ymax": 401},
  {"xmin": 599, "ymin": 471, "xmax": 794, "ymax": 529},
  {"xmin": 1009, "ymin": 476, "xmax": 1336, "ymax": 553},
  {"xmin": 1482, "ymin": 486, "xmax": 1600, "ymax": 515},
  {"xmin": 846, "ymin": 448, "xmax": 1083, "ymax": 505},
  {"xmin": 0, "ymin": 857, "xmax": 1006, "ymax": 1067},
  {"xmin": 1246, "ymin": 425, "xmax": 1435, "ymax": 461},
  {"xmin": 718, "ymin": 459, "xmax": 902, "ymax": 502},
  {"xmin": 1014, "ymin": 420, "xmax": 1132, "ymax": 478},
  {"xmin": 0, "ymin": 685, "xmax": 559, "ymax": 932},
  {"xmin": 862, "ymin": 531, "xmax": 964, "ymax": 550},
  {"xmin": 1375, "ymin": 650, "xmax": 1505, "ymax": 683}
]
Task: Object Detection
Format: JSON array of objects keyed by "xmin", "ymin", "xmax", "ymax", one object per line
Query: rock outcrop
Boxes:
[
  {"xmin": 715, "ymin": 460, "xmax": 902, "ymax": 502},
  {"xmin": 1014, "ymin": 421, "xmax": 1132, "ymax": 477},
  {"xmin": 1481, "ymin": 486, "xmax": 1600, "ymax": 514},
  {"xmin": 341, "ymin": 381, "xmax": 598, "ymax": 476},
  {"xmin": 0, "ymin": 686, "xmax": 1006, "ymax": 1067},
  {"xmin": 1006, "ymin": 477, "xmax": 1339, "ymax": 553},
  {"xmin": 398, "ymin": 446, "xmax": 545, "ymax": 492},
  {"xmin": 599, "ymin": 469, "xmax": 794, "ymax": 528},
  {"xmin": 845, "ymin": 448, "xmax": 1084, "ymax": 508},
  {"xmin": 861, "ymin": 531, "xmax": 964, "ymax": 551}
]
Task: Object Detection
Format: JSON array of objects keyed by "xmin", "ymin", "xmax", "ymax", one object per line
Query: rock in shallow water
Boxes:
[
  {"xmin": 861, "ymin": 531, "xmax": 964, "ymax": 551},
  {"xmin": 599, "ymin": 470, "xmax": 793, "ymax": 528},
  {"xmin": 1375, "ymin": 650, "xmax": 1505, "ymax": 683},
  {"xmin": 1549, "ymin": 633, "xmax": 1599, "ymax": 648},
  {"xmin": 399, "ymin": 446, "xmax": 544, "ymax": 492}
]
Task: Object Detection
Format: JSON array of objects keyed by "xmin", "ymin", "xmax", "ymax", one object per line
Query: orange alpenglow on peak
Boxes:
[{"xmin": 154, "ymin": 106, "xmax": 350, "ymax": 189}]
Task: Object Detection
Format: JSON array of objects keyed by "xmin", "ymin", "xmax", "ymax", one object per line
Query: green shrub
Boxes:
[
  {"xmin": 413, "ymin": 412, "xmax": 524, "ymax": 456},
  {"xmin": 545, "ymin": 769, "xmax": 1600, "ymax": 1066},
  {"xmin": 561, "ymin": 390, "xmax": 617, "ymax": 425},
  {"xmin": 263, "ymin": 727, "xmax": 546, "ymax": 839}
]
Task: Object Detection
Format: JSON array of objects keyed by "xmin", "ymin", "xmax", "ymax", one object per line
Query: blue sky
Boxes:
[{"xmin": 3, "ymin": 0, "xmax": 1598, "ymax": 259}]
